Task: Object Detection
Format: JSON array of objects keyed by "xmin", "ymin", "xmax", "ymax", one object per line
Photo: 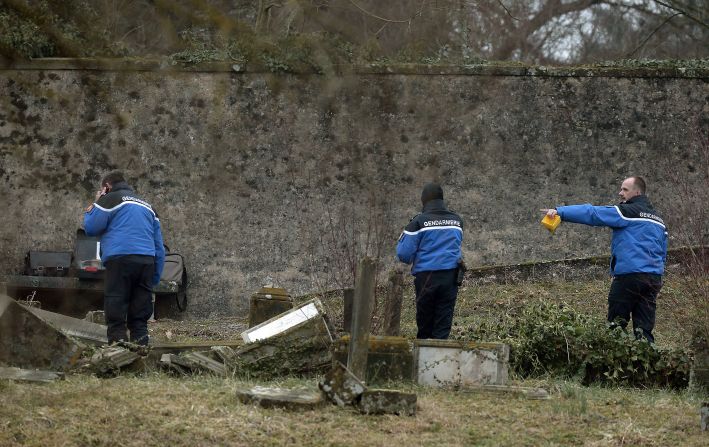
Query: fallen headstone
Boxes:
[
  {"xmin": 159, "ymin": 353, "xmax": 190, "ymax": 375},
  {"xmin": 359, "ymin": 389, "xmax": 417, "ymax": 416},
  {"xmin": 318, "ymin": 361, "xmax": 367, "ymax": 407},
  {"xmin": 0, "ymin": 366, "xmax": 64, "ymax": 383},
  {"xmin": 414, "ymin": 339, "xmax": 509, "ymax": 388},
  {"xmin": 27, "ymin": 306, "xmax": 107, "ymax": 345},
  {"xmin": 211, "ymin": 345, "xmax": 239, "ymax": 367},
  {"xmin": 90, "ymin": 346, "xmax": 141, "ymax": 376},
  {"xmin": 236, "ymin": 299, "xmax": 333, "ymax": 378},
  {"xmin": 160, "ymin": 352, "xmax": 227, "ymax": 376},
  {"xmin": 333, "ymin": 336, "xmax": 413, "ymax": 384},
  {"xmin": 0, "ymin": 294, "xmax": 84, "ymax": 370},
  {"xmin": 236, "ymin": 386, "xmax": 324, "ymax": 410}
]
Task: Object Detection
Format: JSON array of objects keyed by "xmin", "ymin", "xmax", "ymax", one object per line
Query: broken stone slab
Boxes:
[
  {"xmin": 359, "ymin": 389, "xmax": 417, "ymax": 416},
  {"xmin": 211, "ymin": 345, "xmax": 238, "ymax": 367},
  {"xmin": 160, "ymin": 352, "xmax": 227, "ymax": 376},
  {"xmin": 333, "ymin": 336, "xmax": 413, "ymax": 385},
  {"xmin": 0, "ymin": 293, "xmax": 84, "ymax": 370},
  {"xmin": 318, "ymin": 361, "xmax": 367, "ymax": 407},
  {"xmin": 26, "ymin": 305, "xmax": 108, "ymax": 345},
  {"xmin": 0, "ymin": 366, "xmax": 64, "ymax": 383},
  {"xmin": 241, "ymin": 299, "xmax": 331, "ymax": 343},
  {"xmin": 236, "ymin": 386, "xmax": 324, "ymax": 410},
  {"xmin": 414, "ymin": 339, "xmax": 510, "ymax": 388},
  {"xmin": 90, "ymin": 346, "xmax": 141, "ymax": 376},
  {"xmin": 159, "ymin": 353, "xmax": 190, "ymax": 375},
  {"xmin": 235, "ymin": 299, "xmax": 334, "ymax": 378},
  {"xmin": 461, "ymin": 384, "xmax": 550, "ymax": 400}
]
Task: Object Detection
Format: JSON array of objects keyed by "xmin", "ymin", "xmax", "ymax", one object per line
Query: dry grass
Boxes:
[
  {"xmin": 1, "ymin": 275, "xmax": 706, "ymax": 446},
  {"xmin": 0, "ymin": 374, "xmax": 705, "ymax": 447}
]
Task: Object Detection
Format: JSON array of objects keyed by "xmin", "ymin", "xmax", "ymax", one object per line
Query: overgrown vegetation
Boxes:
[{"xmin": 452, "ymin": 300, "xmax": 691, "ymax": 388}]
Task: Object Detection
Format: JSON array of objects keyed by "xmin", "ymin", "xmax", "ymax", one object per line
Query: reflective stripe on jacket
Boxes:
[
  {"xmin": 84, "ymin": 182, "xmax": 165, "ymax": 285},
  {"xmin": 397, "ymin": 199, "xmax": 463, "ymax": 275},
  {"xmin": 556, "ymin": 195, "xmax": 667, "ymax": 276}
]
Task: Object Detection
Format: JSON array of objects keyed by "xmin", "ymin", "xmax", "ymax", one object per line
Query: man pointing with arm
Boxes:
[{"xmin": 542, "ymin": 176, "xmax": 668, "ymax": 342}]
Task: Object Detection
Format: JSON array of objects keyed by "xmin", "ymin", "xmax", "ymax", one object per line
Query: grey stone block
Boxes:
[
  {"xmin": 359, "ymin": 389, "xmax": 417, "ymax": 416},
  {"xmin": 0, "ymin": 294, "xmax": 84, "ymax": 370},
  {"xmin": 236, "ymin": 386, "xmax": 324, "ymax": 410},
  {"xmin": 319, "ymin": 361, "xmax": 366, "ymax": 407}
]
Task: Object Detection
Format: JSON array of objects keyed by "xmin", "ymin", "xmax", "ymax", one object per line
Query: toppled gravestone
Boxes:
[
  {"xmin": 236, "ymin": 386, "xmax": 324, "ymax": 410},
  {"xmin": 414, "ymin": 339, "xmax": 510, "ymax": 388},
  {"xmin": 318, "ymin": 361, "xmax": 367, "ymax": 407},
  {"xmin": 359, "ymin": 389, "xmax": 417, "ymax": 416},
  {"xmin": 0, "ymin": 366, "xmax": 64, "ymax": 383},
  {"xmin": 90, "ymin": 346, "xmax": 141, "ymax": 376},
  {"xmin": 211, "ymin": 345, "xmax": 238, "ymax": 367},
  {"xmin": 235, "ymin": 299, "xmax": 334, "ymax": 378},
  {"xmin": 0, "ymin": 294, "xmax": 84, "ymax": 370},
  {"xmin": 27, "ymin": 306, "xmax": 107, "ymax": 345},
  {"xmin": 332, "ymin": 335, "xmax": 413, "ymax": 384},
  {"xmin": 160, "ymin": 352, "xmax": 228, "ymax": 376}
]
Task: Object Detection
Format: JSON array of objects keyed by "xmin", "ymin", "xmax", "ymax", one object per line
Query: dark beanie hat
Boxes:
[{"xmin": 421, "ymin": 183, "xmax": 444, "ymax": 205}]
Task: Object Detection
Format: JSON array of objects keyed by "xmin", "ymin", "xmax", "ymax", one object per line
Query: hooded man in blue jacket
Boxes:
[
  {"xmin": 397, "ymin": 183, "xmax": 464, "ymax": 339},
  {"xmin": 542, "ymin": 176, "xmax": 667, "ymax": 342},
  {"xmin": 84, "ymin": 171, "xmax": 165, "ymax": 345}
]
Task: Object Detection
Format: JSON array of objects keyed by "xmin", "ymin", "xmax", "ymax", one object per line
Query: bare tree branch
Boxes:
[
  {"xmin": 651, "ymin": 0, "xmax": 709, "ymax": 29},
  {"xmin": 626, "ymin": 12, "xmax": 682, "ymax": 57}
]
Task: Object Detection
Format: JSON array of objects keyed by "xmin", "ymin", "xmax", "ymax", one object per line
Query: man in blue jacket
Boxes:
[
  {"xmin": 543, "ymin": 176, "xmax": 667, "ymax": 342},
  {"xmin": 397, "ymin": 183, "xmax": 464, "ymax": 339},
  {"xmin": 84, "ymin": 171, "xmax": 165, "ymax": 346}
]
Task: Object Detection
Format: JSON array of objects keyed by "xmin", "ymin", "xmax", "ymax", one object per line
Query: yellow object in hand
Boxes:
[{"xmin": 541, "ymin": 214, "xmax": 561, "ymax": 233}]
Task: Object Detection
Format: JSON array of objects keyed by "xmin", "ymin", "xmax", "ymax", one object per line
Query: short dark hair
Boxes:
[
  {"xmin": 101, "ymin": 171, "xmax": 125, "ymax": 187},
  {"xmin": 631, "ymin": 176, "xmax": 646, "ymax": 195}
]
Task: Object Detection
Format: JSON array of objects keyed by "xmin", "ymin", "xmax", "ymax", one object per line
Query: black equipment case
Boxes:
[{"xmin": 24, "ymin": 251, "xmax": 72, "ymax": 277}]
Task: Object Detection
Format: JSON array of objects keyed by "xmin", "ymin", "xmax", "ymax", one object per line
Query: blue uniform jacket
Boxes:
[
  {"xmin": 397, "ymin": 199, "xmax": 463, "ymax": 275},
  {"xmin": 84, "ymin": 182, "xmax": 166, "ymax": 285},
  {"xmin": 556, "ymin": 195, "xmax": 667, "ymax": 276}
]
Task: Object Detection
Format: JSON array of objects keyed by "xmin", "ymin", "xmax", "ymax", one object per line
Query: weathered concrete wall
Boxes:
[{"xmin": 1, "ymin": 61, "xmax": 707, "ymax": 317}]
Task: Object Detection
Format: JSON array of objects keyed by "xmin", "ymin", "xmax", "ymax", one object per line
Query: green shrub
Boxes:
[{"xmin": 453, "ymin": 300, "xmax": 691, "ymax": 388}]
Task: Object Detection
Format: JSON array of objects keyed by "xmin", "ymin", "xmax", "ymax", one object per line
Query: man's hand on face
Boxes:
[{"xmin": 94, "ymin": 185, "xmax": 108, "ymax": 202}]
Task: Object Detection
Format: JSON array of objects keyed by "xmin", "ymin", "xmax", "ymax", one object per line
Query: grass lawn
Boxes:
[{"xmin": 1, "ymin": 274, "xmax": 707, "ymax": 446}]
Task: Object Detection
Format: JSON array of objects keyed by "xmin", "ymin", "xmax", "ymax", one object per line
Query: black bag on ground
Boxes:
[
  {"xmin": 24, "ymin": 251, "xmax": 72, "ymax": 277},
  {"xmin": 156, "ymin": 246, "xmax": 188, "ymax": 312}
]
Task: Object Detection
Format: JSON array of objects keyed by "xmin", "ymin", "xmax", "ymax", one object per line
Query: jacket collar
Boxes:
[
  {"xmin": 110, "ymin": 181, "xmax": 133, "ymax": 193},
  {"xmin": 422, "ymin": 198, "xmax": 447, "ymax": 212},
  {"xmin": 623, "ymin": 194, "xmax": 648, "ymax": 205}
]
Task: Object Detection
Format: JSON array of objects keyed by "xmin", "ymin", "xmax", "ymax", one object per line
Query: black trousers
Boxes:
[
  {"xmin": 104, "ymin": 255, "xmax": 155, "ymax": 345},
  {"xmin": 607, "ymin": 273, "xmax": 662, "ymax": 343},
  {"xmin": 414, "ymin": 269, "xmax": 458, "ymax": 339}
]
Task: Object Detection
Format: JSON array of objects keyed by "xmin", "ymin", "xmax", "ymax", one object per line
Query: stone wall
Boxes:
[{"xmin": 1, "ymin": 60, "xmax": 707, "ymax": 317}]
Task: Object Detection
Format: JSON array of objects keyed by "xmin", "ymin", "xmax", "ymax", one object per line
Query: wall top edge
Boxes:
[{"xmin": 0, "ymin": 58, "xmax": 707, "ymax": 79}]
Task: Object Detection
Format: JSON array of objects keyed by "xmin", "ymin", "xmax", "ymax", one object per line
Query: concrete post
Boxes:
[
  {"xmin": 347, "ymin": 257, "xmax": 376, "ymax": 381},
  {"xmin": 343, "ymin": 288, "xmax": 354, "ymax": 333},
  {"xmin": 383, "ymin": 268, "xmax": 404, "ymax": 336}
]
